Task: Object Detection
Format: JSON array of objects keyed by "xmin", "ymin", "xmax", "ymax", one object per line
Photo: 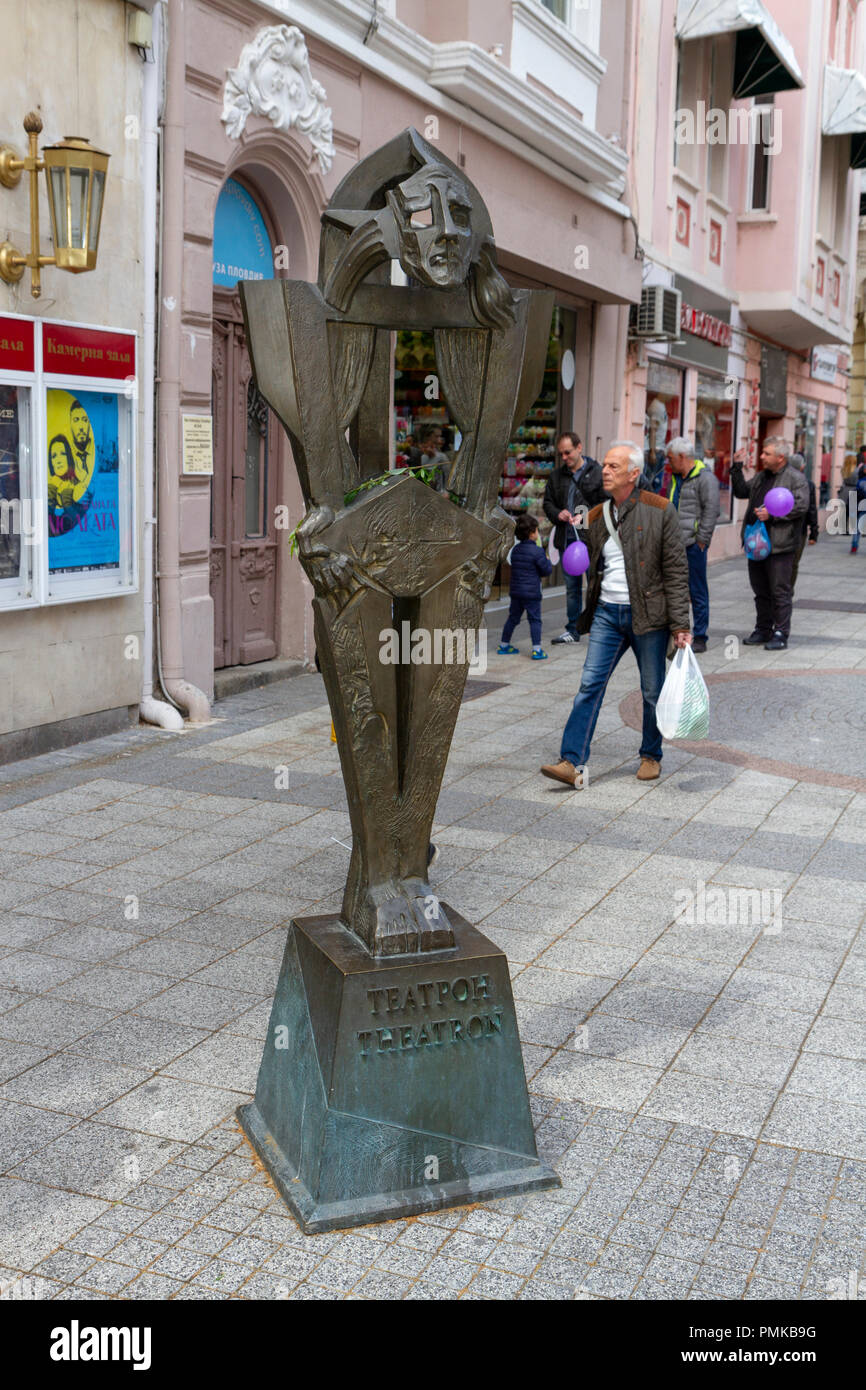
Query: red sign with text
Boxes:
[
  {"xmin": 0, "ymin": 316, "xmax": 35, "ymax": 373},
  {"xmin": 42, "ymin": 322, "xmax": 136, "ymax": 380}
]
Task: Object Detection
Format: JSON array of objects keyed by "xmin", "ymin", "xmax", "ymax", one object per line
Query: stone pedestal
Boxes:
[{"xmin": 238, "ymin": 911, "xmax": 559, "ymax": 1233}]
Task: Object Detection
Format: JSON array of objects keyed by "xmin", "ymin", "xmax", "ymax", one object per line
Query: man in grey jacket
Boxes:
[
  {"xmin": 666, "ymin": 438, "xmax": 720, "ymax": 654},
  {"xmin": 731, "ymin": 437, "xmax": 809, "ymax": 651}
]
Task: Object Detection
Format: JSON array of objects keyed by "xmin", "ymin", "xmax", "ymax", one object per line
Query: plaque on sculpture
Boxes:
[{"xmin": 237, "ymin": 128, "xmax": 559, "ymax": 1231}]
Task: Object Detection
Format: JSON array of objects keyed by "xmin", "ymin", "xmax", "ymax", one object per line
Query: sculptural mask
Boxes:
[{"xmin": 386, "ymin": 165, "xmax": 478, "ymax": 288}]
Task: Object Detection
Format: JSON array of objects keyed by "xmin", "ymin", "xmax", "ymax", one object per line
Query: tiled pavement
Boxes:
[{"xmin": 0, "ymin": 535, "xmax": 865, "ymax": 1302}]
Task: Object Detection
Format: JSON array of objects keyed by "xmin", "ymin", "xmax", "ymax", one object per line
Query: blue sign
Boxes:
[{"xmin": 212, "ymin": 179, "xmax": 274, "ymax": 288}]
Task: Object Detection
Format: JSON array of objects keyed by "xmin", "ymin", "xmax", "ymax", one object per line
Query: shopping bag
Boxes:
[
  {"xmin": 656, "ymin": 645, "xmax": 710, "ymax": 740},
  {"xmin": 547, "ymin": 533, "xmax": 560, "ymax": 567},
  {"xmin": 743, "ymin": 520, "xmax": 771, "ymax": 561}
]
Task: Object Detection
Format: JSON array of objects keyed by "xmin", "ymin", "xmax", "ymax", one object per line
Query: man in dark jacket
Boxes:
[
  {"xmin": 541, "ymin": 441, "xmax": 691, "ymax": 788},
  {"xmin": 731, "ymin": 437, "xmax": 809, "ymax": 650},
  {"xmin": 542, "ymin": 432, "xmax": 604, "ymax": 644},
  {"xmin": 790, "ymin": 452, "xmax": 818, "ymax": 589}
]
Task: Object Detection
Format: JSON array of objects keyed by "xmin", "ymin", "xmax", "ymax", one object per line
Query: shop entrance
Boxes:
[
  {"xmin": 210, "ymin": 293, "xmax": 278, "ymax": 669},
  {"xmin": 209, "ymin": 178, "xmax": 279, "ymax": 669}
]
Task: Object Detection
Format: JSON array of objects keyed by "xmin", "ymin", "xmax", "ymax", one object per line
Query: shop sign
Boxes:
[
  {"xmin": 0, "ymin": 316, "xmax": 34, "ymax": 374},
  {"xmin": 182, "ymin": 415, "xmax": 214, "ymax": 475},
  {"xmin": 42, "ymin": 322, "xmax": 135, "ymax": 380},
  {"xmin": 680, "ymin": 303, "xmax": 732, "ymax": 347},
  {"xmin": 810, "ymin": 347, "xmax": 838, "ymax": 384},
  {"xmin": 213, "ymin": 179, "xmax": 274, "ymax": 288}
]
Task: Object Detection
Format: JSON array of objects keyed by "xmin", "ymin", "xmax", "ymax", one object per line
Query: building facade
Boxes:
[
  {"xmin": 156, "ymin": 0, "xmax": 643, "ymax": 705},
  {"xmin": 623, "ymin": 0, "xmax": 863, "ymax": 560},
  {"xmin": 0, "ymin": 0, "xmax": 153, "ymax": 760}
]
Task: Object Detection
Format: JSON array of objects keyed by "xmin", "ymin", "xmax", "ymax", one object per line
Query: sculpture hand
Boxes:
[{"xmin": 297, "ymin": 506, "xmax": 355, "ymax": 594}]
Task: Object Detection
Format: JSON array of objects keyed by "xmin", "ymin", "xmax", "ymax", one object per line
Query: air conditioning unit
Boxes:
[{"xmin": 629, "ymin": 286, "xmax": 682, "ymax": 340}]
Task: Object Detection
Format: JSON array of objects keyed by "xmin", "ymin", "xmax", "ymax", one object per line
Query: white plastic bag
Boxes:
[
  {"xmin": 547, "ymin": 533, "xmax": 560, "ymax": 568},
  {"xmin": 656, "ymin": 645, "xmax": 710, "ymax": 740}
]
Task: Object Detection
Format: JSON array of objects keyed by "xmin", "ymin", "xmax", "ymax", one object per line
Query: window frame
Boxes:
[{"xmin": 0, "ymin": 311, "xmax": 138, "ymax": 611}]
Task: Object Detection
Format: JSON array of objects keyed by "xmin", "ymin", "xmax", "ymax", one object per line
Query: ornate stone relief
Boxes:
[{"xmin": 222, "ymin": 24, "xmax": 335, "ymax": 174}]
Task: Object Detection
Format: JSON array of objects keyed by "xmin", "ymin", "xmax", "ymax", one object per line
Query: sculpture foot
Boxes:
[{"xmin": 351, "ymin": 879, "xmax": 455, "ymax": 957}]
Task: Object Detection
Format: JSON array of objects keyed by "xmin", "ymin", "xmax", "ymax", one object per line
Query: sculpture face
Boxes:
[{"xmin": 387, "ymin": 166, "xmax": 478, "ymax": 288}]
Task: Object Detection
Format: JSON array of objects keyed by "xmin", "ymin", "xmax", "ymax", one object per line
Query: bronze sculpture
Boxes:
[{"xmin": 238, "ymin": 130, "xmax": 559, "ymax": 1230}]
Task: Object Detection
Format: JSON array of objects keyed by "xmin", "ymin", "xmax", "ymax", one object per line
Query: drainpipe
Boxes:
[
  {"xmin": 139, "ymin": 2, "xmax": 183, "ymax": 732},
  {"xmin": 155, "ymin": 0, "xmax": 210, "ymax": 723}
]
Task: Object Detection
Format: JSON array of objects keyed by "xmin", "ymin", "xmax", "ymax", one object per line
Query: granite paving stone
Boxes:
[{"xmin": 0, "ymin": 544, "xmax": 864, "ymax": 1300}]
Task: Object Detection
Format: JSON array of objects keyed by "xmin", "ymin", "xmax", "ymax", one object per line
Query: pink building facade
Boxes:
[
  {"xmin": 155, "ymin": 0, "xmax": 644, "ymax": 710},
  {"xmin": 623, "ymin": 0, "xmax": 863, "ymax": 561}
]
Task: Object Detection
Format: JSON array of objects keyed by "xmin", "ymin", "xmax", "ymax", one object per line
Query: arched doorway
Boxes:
[{"xmin": 210, "ymin": 177, "xmax": 279, "ymax": 668}]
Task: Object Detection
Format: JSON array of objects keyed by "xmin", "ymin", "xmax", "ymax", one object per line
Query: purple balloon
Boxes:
[
  {"xmin": 765, "ymin": 486, "xmax": 794, "ymax": 518},
  {"xmin": 562, "ymin": 540, "xmax": 589, "ymax": 575}
]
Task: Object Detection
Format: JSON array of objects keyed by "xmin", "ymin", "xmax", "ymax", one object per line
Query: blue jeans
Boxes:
[
  {"xmin": 564, "ymin": 570, "xmax": 583, "ymax": 637},
  {"xmin": 502, "ymin": 596, "xmax": 542, "ymax": 646},
  {"xmin": 686, "ymin": 542, "xmax": 709, "ymax": 639},
  {"xmin": 560, "ymin": 602, "xmax": 669, "ymax": 765}
]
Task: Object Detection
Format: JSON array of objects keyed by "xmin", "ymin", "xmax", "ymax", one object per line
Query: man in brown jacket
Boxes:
[{"xmin": 542, "ymin": 441, "xmax": 692, "ymax": 789}]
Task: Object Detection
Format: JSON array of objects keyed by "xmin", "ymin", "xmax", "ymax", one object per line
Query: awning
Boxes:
[
  {"xmin": 676, "ymin": 0, "xmax": 804, "ymax": 99},
  {"xmin": 824, "ymin": 65, "xmax": 866, "ymax": 168}
]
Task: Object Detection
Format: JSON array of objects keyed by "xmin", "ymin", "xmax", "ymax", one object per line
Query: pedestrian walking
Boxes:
[
  {"xmin": 543, "ymin": 432, "xmax": 604, "ymax": 644},
  {"xmin": 665, "ymin": 437, "xmax": 720, "ymax": 654},
  {"xmin": 731, "ymin": 437, "xmax": 809, "ymax": 651},
  {"xmin": 498, "ymin": 513, "xmax": 552, "ymax": 660},
  {"xmin": 790, "ymin": 452, "xmax": 818, "ymax": 587},
  {"xmin": 540, "ymin": 441, "xmax": 691, "ymax": 789}
]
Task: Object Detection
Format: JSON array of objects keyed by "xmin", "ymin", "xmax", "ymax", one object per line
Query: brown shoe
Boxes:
[
  {"xmin": 636, "ymin": 757, "xmax": 661, "ymax": 781},
  {"xmin": 541, "ymin": 759, "xmax": 582, "ymax": 788}
]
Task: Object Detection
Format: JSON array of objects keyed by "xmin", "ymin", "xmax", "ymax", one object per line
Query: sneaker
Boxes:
[
  {"xmin": 497, "ymin": 643, "xmax": 519, "ymax": 655},
  {"xmin": 692, "ymin": 637, "xmax": 707, "ymax": 654},
  {"xmin": 764, "ymin": 631, "xmax": 788, "ymax": 650},
  {"xmin": 427, "ymin": 843, "xmax": 439, "ymax": 869},
  {"xmin": 540, "ymin": 759, "xmax": 583, "ymax": 788},
  {"xmin": 742, "ymin": 631, "xmax": 771, "ymax": 645},
  {"xmin": 531, "ymin": 648, "xmax": 548, "ymax": 660},
  {"xmin": 636, "ymin": 757, "xmax": 661, "ymax": 781},
  {"xmin": 551, "ymin": 631, "xmax": 579, "ymax": 644}
]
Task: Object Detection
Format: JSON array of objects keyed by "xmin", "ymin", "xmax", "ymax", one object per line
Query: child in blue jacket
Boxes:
[{"xmin": 498, "ymin": 513, "xmax": 553, "ymax": 660}]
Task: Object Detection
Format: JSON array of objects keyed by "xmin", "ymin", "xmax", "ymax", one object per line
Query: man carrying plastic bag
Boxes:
[{"xmin": 541, "ymin": 441, "xmax": 691, "ymax": 789}]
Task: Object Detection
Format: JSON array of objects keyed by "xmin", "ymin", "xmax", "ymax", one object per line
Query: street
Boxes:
[{"xmin": 0, "ymin": 536, "xmax": 864, "ymax": 1301}]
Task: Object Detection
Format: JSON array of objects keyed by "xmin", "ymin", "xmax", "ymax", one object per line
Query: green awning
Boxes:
[{"xmin": 676, "ymin": 0, "xmax": 804, "ymax": 99}]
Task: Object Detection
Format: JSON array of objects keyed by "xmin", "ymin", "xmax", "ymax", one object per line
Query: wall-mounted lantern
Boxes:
[{"xmin": 0, "ymin": 112, "xmax": 109, "ymax": 299}]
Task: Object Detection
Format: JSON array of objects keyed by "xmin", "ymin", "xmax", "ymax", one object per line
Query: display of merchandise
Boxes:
[
  {"xmin": 498, "ymin": 351, "xmax": 559, "ymax": 539},
  {"xmin": 393, "ymin": 330, "xmax": 453, "ymax": 464}
]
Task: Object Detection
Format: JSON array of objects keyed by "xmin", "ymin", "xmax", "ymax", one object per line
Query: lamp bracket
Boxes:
[{"xmin": 0, "ymin": 148, "xmax": 23, "ymax": 189}]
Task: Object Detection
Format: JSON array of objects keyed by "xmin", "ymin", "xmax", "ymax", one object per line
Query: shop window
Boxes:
[
  {"xmin": 696, "ymin": 371, "xmax": 737, "ymax": 522},
  {"xmin": 644, "ymin": 359, "xmax": 685, "ymax": 489},
  {"xmin": 0, "ymin": 314, "xmax": 137, "ymax": 611},
  {"xmin": 393, "ymin": 331, "xmax": 455, "ymax": 465},
  {"xmin": 794, "ymin": 398, "xmax": 818, "ymax": 484},
  {"xmin": 497, "ymin": 306, "xmax": 575, "ymax": 595},
  {"xmin": 0, "ymin": 384, "xmax": 33, "ymax": 603},
  {"xmin": 821, "ymin": 403, "xmax": 838, "ymax": 507}
]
